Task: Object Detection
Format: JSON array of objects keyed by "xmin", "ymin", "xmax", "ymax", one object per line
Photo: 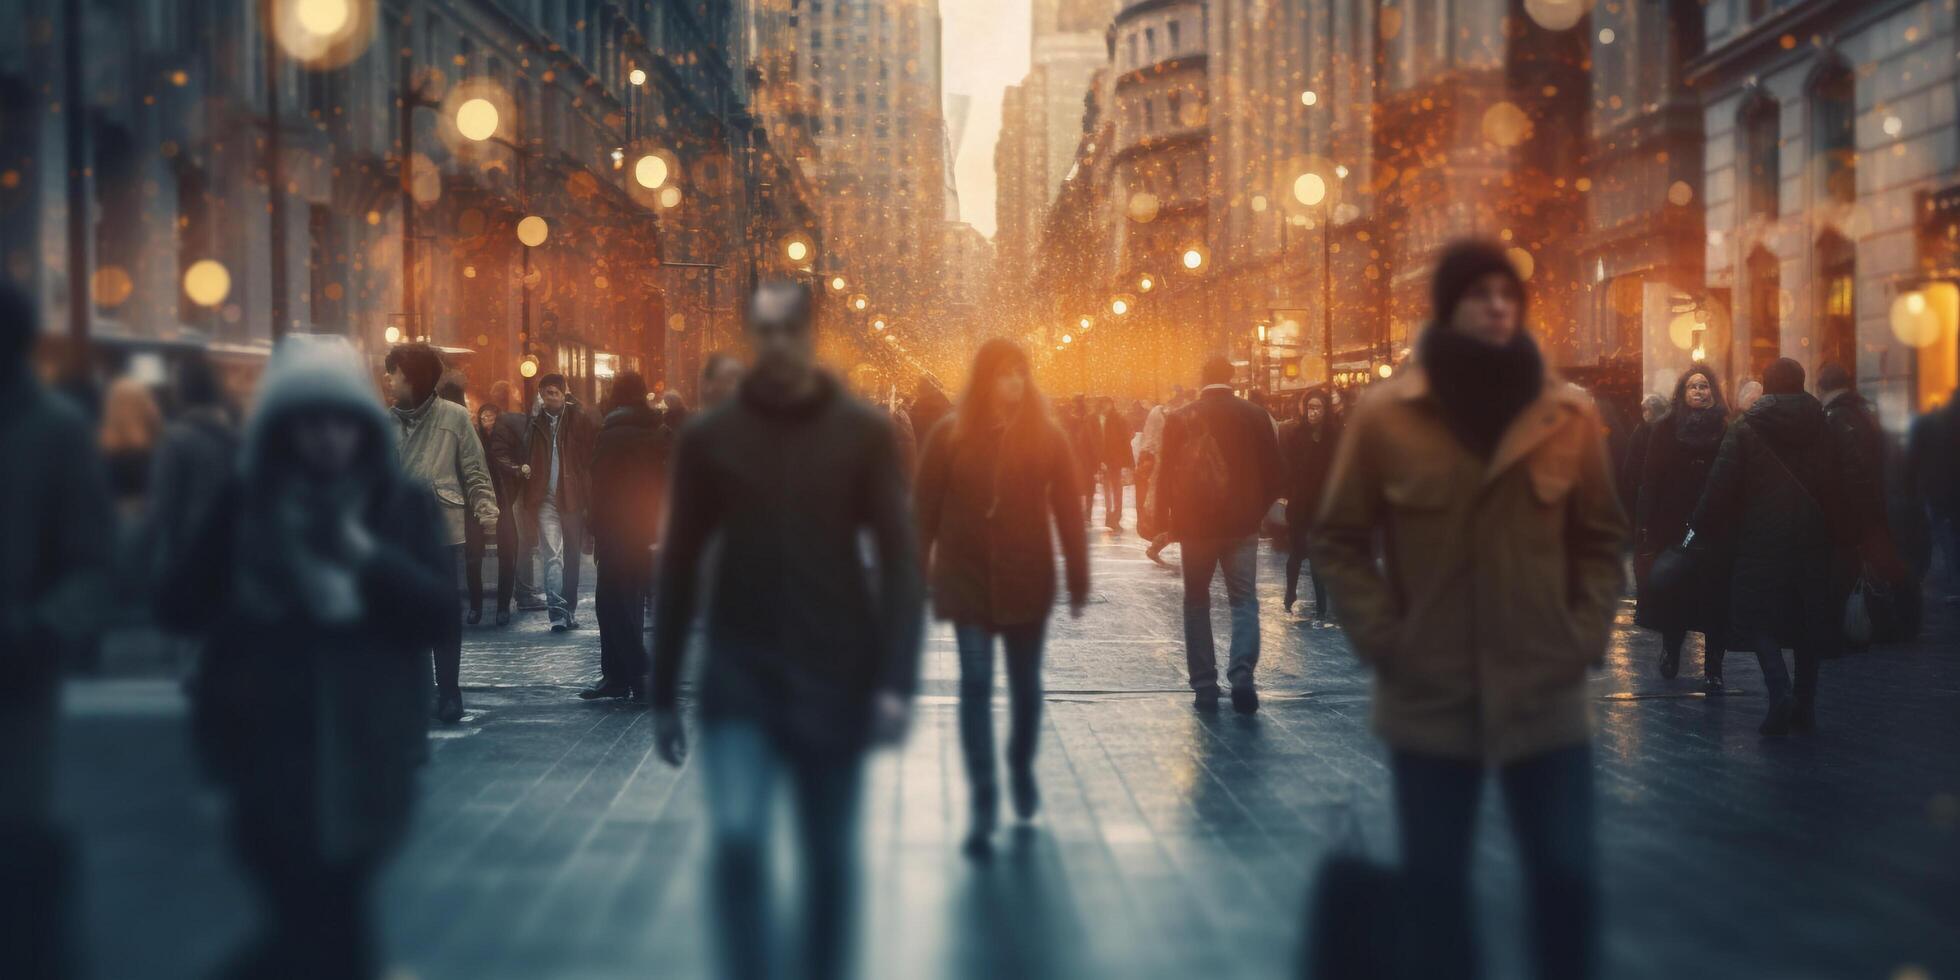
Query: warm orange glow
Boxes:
[
  {"xmin": 517, "ymin": 215, "xmax": 549, "ymax": 247},
  {"xmin": 1293, "ymin": 172, "xmax": 1327, "ymax": 207},
  {"xmin": 383, "ymin": 325, "xmax": 402, "ymax": 344},
  {"xmin": 519, "ymin": 355, "xmax": 540, "ymax": 379},
  {"xmin": 829, "ymin": 276, "xmax": 848, "ymax": 292},
  {"xmin": 784, "ymin": 237, "xmax": 812, "ymax": 263},
  {"xmin": 1181, "ymin": 246, "xmax": 1208, "ymax": 272},
  {"xmin": 1138, "ymin": 274, "xmax": 1155, "ymax": 292},
  {"xmin": 629, "ymin": 68, "xmax": 647, "ymax": 86},
  {"xmin": 634, "ymin": 154, "xmax": 669, "ymax": 189},
  {"xmin": 457, "ymin": 98, "xmax": 500, "ymax": 142},
  {"xmin": 182, "ymin": 260, "xmax": 231, "ymax": 307}
]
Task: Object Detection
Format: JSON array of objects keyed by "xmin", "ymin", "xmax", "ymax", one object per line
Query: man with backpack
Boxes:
[{"xmin": 1154, "ymin": 356, "xmax": 1283, "ymax": 713}]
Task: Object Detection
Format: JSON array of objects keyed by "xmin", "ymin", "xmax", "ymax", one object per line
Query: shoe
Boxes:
[
  {"xmin": 1194, "ymin": 687, "xmax": 1220, "ymax": 712},
  {"xmin": 1703, "ymin": 675, "xmax": 1724, "ymax": 695},
  {"xmin": 1145, "ymin": 537, "xmax": 1169, "ymax": 565},
  {"xmin": 563, "ymin": 618, "xmax": 582, "ymax": 631},
  {"xmin": 494, "ymin": 610, "xmax": 511, "ymax": 627},
  {"xmin": 578, "ymin": 679, "xmax": 630, "ymax": 700},
  {"xmin": 1790, "ymin": 701, "xmax": 1816, "ymax": 735},
  {"xmin": 1283, "ymin": 587, "xmax": 1297, "ymax": 612},
  {"xmin": 550, "ymin": 621, "xmax": 568, "ymax": 633},
  {"xmin": 1010, "ymin": 767, "xmax": 1040, "ymax": 821},
  {"xmin": 1759, "ymin": 695, "xmax": 1795, "ymax": 736},
  {"xmin": 1231, "ymin": 686, "xmax": 1260, "ymax": 715},
  {"xmin": 1659, "ymin": 643, "xmax": 1680, "ymax": 680},
  {"xmin": 965, "ymin": 785, "xmax": 998, "ymax": 858},
  {"xmin": 962, "ymin": 827, "xmax": 994, "ymax": 859},
  {"xmin": 435, "ymin": 689, "xmax": 464, "ymax": 724},
  {"xmin": 466, "ymin": 608, "xmax": 483, "ymax": 626}
]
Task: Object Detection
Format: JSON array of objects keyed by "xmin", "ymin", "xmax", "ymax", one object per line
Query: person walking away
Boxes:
[
  {"xmin": 1311, "ymin": 241, "xmax": 1626, "ymax": 980},
  {"xmin": 1633, "ymin": 365, "xmax": 1733, "ymax": 690},
  {"xmin": 1064, "ymin": 394, "xmax": 1096, "ymax": 521},
  {"xmin": 1088, "ymin": 396, "xmax": 1135, "ymax": 531},
  {"xmin": 1818, "ymin": 363, "xmax": 1913, "ymax": 634},
  {"xmin": 0, "ymin": 285, "xmax": 115, "ymax": 979},
  {"xmin": 1281, "ymin": 387, "xmax": 1340, "ymax": 623},
  {"xmin": 468, "ymin": 399, "xmax": 520, "ymax": 626},
  {"xmin": 482, "ymin": 380, "xmax": 542, "ymax": 614},
  {"xmin": 386, "ymin": 343, "xmax": 498, "ymax": 724},
  {"xmin": 149, "ymin": 357, "xmax": 239, "ymax": 579},
  {"xmin": 1905, "ymin": 394, "xmax": 1960, "ymax": 594},
  {"xmin": 915, "ymin": 339, "xmax": 1089, "ymax": 858},
  {"xmin": 525, "ymin": 373, "xmax": 597, "ymax": 632},
  {"xmin": 649, "ymin": 279, "xmax": 924, "ymax": 980},
  {"xmin": 1155, "ymin": 356, "xmax": 1283, "ymax": 714},
  {"xmin": 583, "ymin": 370, "xmax": 671, "ymax": 701},
  {"xmin": 700, "ymin": 351, "xmax": 745, "ymax": 411},
  {"xmin": 910, "ymin": 374, "xmax": 952, "ymax": 444},
  {"xmin": 1140, "ymin": 390, "xmax": 1192, "ymax": 563},
  {"xmin": 157, "ymin": 336, "xmax": 451, "ymax": 980},
  {"xmin": 1620, "ymin": 393, "xmax": 1668, "ymax": 515},
  {"xmin": 1690, "ymin": 358, "xmax": 1858, "ymax": 735}
]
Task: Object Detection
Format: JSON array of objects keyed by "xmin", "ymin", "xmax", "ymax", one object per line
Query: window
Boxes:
[
  {"xmin": 1747, "ymin": 247, "xmax": 1781, "ymax": 377},
  {"xmin": 1168, "ymin": 20, "xmax": 1181, "ymax": 53},
  {"xmin": 1167, "ymin": 90, "xmax": 1182, "ymax": 125},
  {"xmin": 1740, "ymin": 96, "xmax": 1780, "ymax": 220},
  {"xmin": 1815, "ymin": 231, "xmax": 1857, "ymax": 372},
  {"xmin": 1128, "ymin": 34, "xmax": 1138, "ymax": 68},
  {"xmin": 1144, "ymin": 98, "xmax": 1154, "ymax": 130},
  {"xmin": 1146, "ymin": 27, "xmax": 1157, "ymax": 60},
  {"xmin": 1810, "ymin": 64, "xmax": 1855, "ymax": 204}
]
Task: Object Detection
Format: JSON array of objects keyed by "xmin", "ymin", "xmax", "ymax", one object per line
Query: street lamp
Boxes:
[
  {"xmin": 1110, "ymin": 296, "xmax": 1132, "ymax": 316},
  {"xmin": 456, "ymin": 97, "xmax": 500, "ymax": 142},
  {"xmin": 1137, "ymin": 273, "xmax": 1156, "ymax": 293},
  {"xmin": 783, "ymin": 235, "xmax": 813, "ymax": 264},
  {"xmin": 634, "ymin": 154, "xmax": 670, "ymax": 189},
  {"xmin": 1180, "ymin": 245, "xmax": 1209, "ymax": 273},
  {"xmin": 828, "ymin": 275, "xmax": 848, "ymax": 293},
  {"xmin": 516, "ymin": 215, "xmax": 549, "ymax": 247}
]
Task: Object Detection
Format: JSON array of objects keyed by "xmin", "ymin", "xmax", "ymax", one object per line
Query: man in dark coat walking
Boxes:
[
  {"xmin": 581, "ymin": 370, "xmax": 671, "ymax": 701},
  {"xmin": 1155, "ymin": 356, "xmax": 1284, "ymax": 713},
  {"xmin": 524, "ymin": 373, "xmax": 598, "ymax": 630},
  {"xmin": 1085, "ymin": 396, "xmax": 1136, "ymax": 531},
  {"xmin": 649, "ymin": 279, "xmax": 924, "ymax": 980},
  {"xmin": 1818, "ymin": 364, "xmax": 1911, "ymax": 625},
  {"xmin": 1689, "ymin": 357, "xmax": 1854, "ymax": 735},
  {"xmin": 483, "ymin": 379, "xmax": 541, "ymax": 616}
]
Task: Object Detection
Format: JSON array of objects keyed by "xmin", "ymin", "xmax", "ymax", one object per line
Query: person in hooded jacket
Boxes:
[
  {"xmin": 581, "ymin": 370, "xmax": 671, "ymax": 701},
  {"xmin": 915, "ymin": 338, "xmax": 1090, "ymax": 858},
  {"xmin": 1633, "ymin": 364, "xmax": 1733, "ymax": 690},
  {"xmin": 1312, "ymin": 241, "xmax": 1626, "ymax": 980},
  {"xmin": 1281, "ymin": 386, "xmax": 1339, "ymax": 623},
  {"xmin": 1687, "ymin": 357, "xmax": 1852, "ymax": 736},
  {"xmin": 157, "ymin": 336, "xmax": 451, "ymax": 980}
]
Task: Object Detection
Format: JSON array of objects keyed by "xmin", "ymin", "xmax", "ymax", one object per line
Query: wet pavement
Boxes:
[{"xmin": 55, "ymin": 504, "xmax": 1960, "ymax": 979}]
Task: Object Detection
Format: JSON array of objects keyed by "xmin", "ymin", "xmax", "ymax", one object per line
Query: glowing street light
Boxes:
[
  {"xmin": 1062, "ymin": 334, "xmax": 1074, "ymax": 345},
  {"xmin": 295, "ymin": 0, "xmax": 352, "ymax": 36},
  {"xmin": 516, "ymin": 215, "xmax": 549, "ymax": 247},
  {"xmin": 518, "ymin": 355, "xmax": 540, "ymax": 379},
  {"xmin": 1078, "ymin": 316, "xmax": 1092, "ymax": 330},
  {"xmin": 456, "ymin": 97, "xmax": 500, "ymax": 142},
  {"xmin": 872, "ymin": 318, "xmax": 888, "ymax": 331},
  {"xmin": 784, "ymin": 237, "xmax": 812, "ymax": 263},
  {"xmin": 1138, "ymin": 273, "xmax": 1156, "ymax": 292},
  {"xmin": 849, "ymin": 293, "xmax": 870, "ymax": 312},
  {"xmin": 1376, "ymin": 363, "xmax": 1394, "ymax": 379},
  {"xmin": 1300, "ymin": 90, "xmax": 1318, "ymax": 106},
  {"xmin": 1180, "ymin": 246, "xmax": 1209, "ymax": 273},
  {"xmin": 828, "ymin": 275, "xmax": 848, "ymax": 293},
  {"xmin": 182, "ymin": 259, "xmax": 231, "ymax": 307},
  {"xmin": 383, "ymin": 324, "xmax": 402, "ymax": 344},
  {"xmin": 634, "ymin": 154, "xmax": 670, "ymax": 189},
  {"xmin": 629, "ymin": 68, "xmax": 647, "ymax": 86},
  {"xmin": 1110, "ymin": 296, "xmax": 1133, "ymax": 316},
  {"xmin": 1293, "ymin": 172, "xmax": 1327, "ymax": 207}
]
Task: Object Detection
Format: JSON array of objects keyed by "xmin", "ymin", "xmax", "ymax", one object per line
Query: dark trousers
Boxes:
[
  {"xmin": 1390, "ymin": 744, "xmax": 1597, "ymax": 980},
  {"xmin": 434, "ymin": 544, "xmax": 464, "ymax": 695},
  {"xmin": 702, "ymin": 721, "xmax": 864, "ymax": 980},
  {"xmin": 953, "ymin": 621, "xmax": 1047, "ymax": 808},
  {"xmin": 233, "ymin": 822, "xmax": 382, "ymax": 980},
  {"xmin": 1662, "ymin": 628, "xmax": 1725, "ymax": 680},
  {"xmin": 464, "ymin": 506, "xmax": 518, "ymax": 615},
  {"xmin": 593, "ymin": 546, "xmax": 652, "ymax": 686},
  {"xmin": 1180, "ymin": 535, "xmax": 1261, "ymax": 692},
  {"xmin": 0, "ymin": 678, "xmax": 73, "ymax": 980},
  {"xmin": 1285, "ymin": 524, "xmax": 1329, "ymax": 616},
  {"xmin": 1740, "ymin": 627, "xmax": 1821, "ymax": 706},
  {"xmin": 1096, "ymin": 464, "xmax": 1125, "ymax": 527}
]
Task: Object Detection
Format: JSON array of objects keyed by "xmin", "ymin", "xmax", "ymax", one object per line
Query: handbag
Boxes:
[
  {"xmin": 1842, "ymin": 574, "xmax": 1875, "ymax": 649},
  {"xmin": 1645, "ymin": 541, "xmax": 1700, "ymax": 607},
  {"xmin": 1304, "ymin": 798, "xmax": 1396, "ymax": 979}
]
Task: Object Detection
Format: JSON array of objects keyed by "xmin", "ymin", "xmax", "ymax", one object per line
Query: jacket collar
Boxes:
[{"xmin": 1386, "ymin": 364, "xmax": 1591, "ymax": 482}]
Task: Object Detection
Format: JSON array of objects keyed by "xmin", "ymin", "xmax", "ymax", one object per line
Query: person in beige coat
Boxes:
[{"xmin": 1311, "ymin": 241, "xmax": 1626, "ymax": 980}]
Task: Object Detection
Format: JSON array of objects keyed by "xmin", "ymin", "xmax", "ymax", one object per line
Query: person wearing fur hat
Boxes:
[
  {"xmin": 1312, "ymin": 239, "xmax": 1627, "ymax": 980},
  {"xmin": 157, "ymin": 336, "xmax": 452, "ymax": 980}
]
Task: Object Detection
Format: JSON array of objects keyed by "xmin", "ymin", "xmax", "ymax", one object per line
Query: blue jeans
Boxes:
[
  {"xmin": 701, "ymin": 721, "xmax": 865, "ymax": 980},
  {"xmin": 1179, "ymin": 535, "xmax": 1261, "ymax": 692},
  {"xmin": 1390, "ymin": 744, "xmax": 1597, "ymax": 980},
  {"xmin": 953, "ymin": 621, "xmax": 1047, "ymax": 807},
  {"xmin": 536, "ymin": 497, "xmax": 583, "ymax": 623}
]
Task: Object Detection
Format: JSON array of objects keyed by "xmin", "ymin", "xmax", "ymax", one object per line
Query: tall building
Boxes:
[
  {"xmin": 1690, "ymin": 0, "xmax": 1959, "ymax": 422},
  {"xmin": 796, "ymin": 0, "xmax": 948, "ymax": 336},
  {"xmin": 993, "ymin": 0, "xmax": 1109, "ymax": 304}
]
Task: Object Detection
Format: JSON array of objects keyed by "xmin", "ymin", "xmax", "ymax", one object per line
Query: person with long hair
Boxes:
[
  {"xmin": 915, "ymin": 338, "xmax": 1090, "ymax": 857},
  {"xmin": 1281, "ymin": 386, "xmax": 1339, "ymax": 624},
  {"xmin": 1633, "ymin": 364, "xmax": 1732, "ymax": 689}
]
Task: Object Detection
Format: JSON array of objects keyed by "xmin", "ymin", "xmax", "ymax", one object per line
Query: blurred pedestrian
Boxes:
[
  {"xmin": 1155, "ymin": 355, "xmax": 1283, "ymax": 714},
  {"xmin": 483, "ymin": 380, "xmax": 543, "ymax": 615},
  {"xmin": 1281, "ymin": 386, "xmax": 1339, "ymax": 622},
  {"xmin": 100, "ymin": 374, "xmax": 162, "ymax": 519},
  {"xmin": 468, "ymin": 398, "xmax": 519, "ymax": 626},
  {"xmin": 1085, "ymin": 395, "xmax": 1135, "ymax": 531},
  {"xmin": 157, "ymin": 336, "xmax": 450, "ymax": 980},
  {"xmin": 1312, "ymin": 241, "xmax": 1626, "ymax": 980},
  {"xmin": 1620, "ymin": 392, "xmax": 1668, "ymax": 514},
  {"xmin": 0, "ymin": 285, "xmax": 114, "ymax": 980},
  {"xmin": 148, "ymin": 356, "xmax": 239, "ymax": 580},
  {"xmin": 387, "ymin": 343, "xmax": 498, "ymax": 724},
  {"xmin": 1906, "ymin": 394, "xmax": 1960, "ymax": 591},
  {"xmin": 1633, "ymin": 364, "xmax": 1732, "ymax": 690},
  {"xmin": 700, "ymin": 351, "xmax": 745, "ymax": 411},
  {"xmin": 649, "ymin": 279, "xmax": 923, "ymax": 980},
  {"xmin": 910, "ymin": 374, "xmax": 952, "ymax": 443},
  {"xmin": 582, "ymin": 370, "xmax": 670, "ymax": 701},
  {"xmin": 661, "ymin": 390, "xmax": 690, "ymax": 431},
  {"xmin": 1735, "ymin": 378, "xmax": 1764, "ymax": 414},
  {"xmin": 1819, "ymin": 362, "xmax": 1912, "ymax": 629},
  {"xmin": 915, "ymin": 339, "xmax": 1089, "ymax": 858},
  {"xmin": 525, "ymin": 373, "xmax": 597, "ymax": 632},
  {"xmin": 1691, "ymin": 358, "xmax": 1855, "ymax": 735},
  {"xmin": 1065, "ymin": 393, "xmax": 1095, "ymax": 521},
  {"xmin": 1141, "ymin": 389, "xmax": 1192, "ymax": 563}
]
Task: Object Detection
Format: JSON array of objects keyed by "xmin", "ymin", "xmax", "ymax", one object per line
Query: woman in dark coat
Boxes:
[
  {"xmin": 581, "ymin": 370, "xmax": 671, "ymax": 700},
  {"xmin": 156, "ymin": 337, "xmax": 450, "ymax": 979},
  {"xmin": 915, "ymin": 339, "xmax": 1090, "ymax": 858},
  {"xmin": 467, "ymin": 400, "xmax": 520, "ymax": 624},
  {"xmin": 1281, "ymin": 387, "xmax": 1340, "ymax": 622},
  {"xmin": 1633, "ymin": 364, "xmax": 1731, "ymax": 690}
]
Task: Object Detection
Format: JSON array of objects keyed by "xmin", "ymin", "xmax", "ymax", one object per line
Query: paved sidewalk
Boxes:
[{"xmin": 55, "ymin": 507, "xmax": 1960, "ymax": 979}]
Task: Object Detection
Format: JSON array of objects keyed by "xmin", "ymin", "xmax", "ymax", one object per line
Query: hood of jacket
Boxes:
[
  {"xmin": 242, "ymin": 336, "xmax": 395, "ymax": 485},
  {"xmin": 1744, "ymin": 392, "xmax": 1825, "ymax": 450}
]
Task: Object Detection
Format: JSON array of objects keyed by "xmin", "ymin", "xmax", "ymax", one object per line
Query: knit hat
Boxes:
[{"xmin": 1430, "ymin": 240, "xmax": 1525, "ymax": 327}]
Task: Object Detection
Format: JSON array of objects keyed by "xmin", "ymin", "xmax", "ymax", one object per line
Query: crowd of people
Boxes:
[{"xmin": 3, "ymin": 231, "xmax": 1955, "ymax": 980}]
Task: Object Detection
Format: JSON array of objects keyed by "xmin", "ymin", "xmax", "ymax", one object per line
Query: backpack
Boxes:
[{"xmin": 1178, "ymin": 411, "xmax": 1233, "ymax": 507}]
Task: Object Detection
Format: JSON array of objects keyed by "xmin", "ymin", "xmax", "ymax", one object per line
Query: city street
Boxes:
[{"xmin": 54, "ymin": 506, "xmax": 1960, "ymax": 980}]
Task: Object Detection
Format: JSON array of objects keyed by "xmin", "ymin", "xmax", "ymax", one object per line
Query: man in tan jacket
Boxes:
[{"xmin": 1312, "ymin": 241, "xmax": 1626, "ymax": 980}]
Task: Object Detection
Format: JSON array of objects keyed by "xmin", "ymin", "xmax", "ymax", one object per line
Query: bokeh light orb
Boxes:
[
  {"xmin": 634, "ymin": 154, "xmax": 669, "ymax": 189},
  {"xmin": 457, "ymin": 98, "xmax": 500, "ymax": 142},
  {"xmin": 518, "ymin": 355, "xmax": 540, "ymax": 379},
  {"xmin": 183, "ymin": 259, "xmax": 231, "ymax": 307},
  {"xmin": 1293, "ymin": 172, "xmax": 1327, "ymax": 207},
  {"xmin": 629, "ymin": 68, "xmax": 647, "ymax": 86},
  {"xmin": 1506, "ymin": 246, "xmax": 1536, "ymax": 281},
  {"xmin": 1891, "ymin": 290, "xmax": 1942, "ymax": 348},
  {"xmin": 1482, "ymin": 102, "xmax": 1532, "ymax": 148},
  {"xmin": 516, "ymin": 215, "xmax": 549, "ymax": 247},
  {"xmin": 1523, "ymin": 0, "xmax": 1592, "ymax": 31}
]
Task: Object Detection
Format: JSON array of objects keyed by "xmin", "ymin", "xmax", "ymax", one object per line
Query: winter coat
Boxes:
[
  {"xmin": 147, "ymin": 405, "xmax": 239, "ymax": 577},
  {"xmin": 1823, "ymin": 390, "xmax": 1901, "ymax": 579},
  {"xmin": 481, "ymin": 410, "xmax": 529, "ymax": 507},
  {"xmin": 650, "ymin": 373, "xmax": 925, "ymax": 750},
  {"xmin": 1282, "ymin": 416, "xmax": 1341, "ymax": 532},
  {"xmin": 1689, "ymin": 393, "xmax": 1850, "ymax": 650},
  {"xmin": 1155, "ymin": 387, "xmax": 1284, "ymax": 541},
  {"xmin": 910, "ymin": 386, "xmax": 952, "ymax": 448},
  {"xmin": 1082, "ymin": 412, "xmax": 1136, "ymax": 469},
  {"xmin": 523, "ymin": 402, "xmax": 598, "ymax": 515},
  {"xmin": 587, "ymin": 405, "xmax": 672, "ymax": 563},
  {"xmin": 1310, "ymin": 365, "xmax": 1627, "ymax": 764},
  {"xmin": 1, "ymin": 375, "xmax": 114, "ymax": 700},
  {"xmin": 1619, "ymin": 418, "xmax": 1656, "ymax": 515},
  {"xmin": 157, "ymin": 338, "xmax": 450, "ymax": 863},
  {"xmin": 915, "ymin": 414, "xmax": 1089, "ymax": 628},
  {"xmin": 392, "ymin": 393, "xmax": 497, "ymax": 546},
  {"xmin": 1632, "ymin": 411, "xmax": 1731, "ymax": 638}
]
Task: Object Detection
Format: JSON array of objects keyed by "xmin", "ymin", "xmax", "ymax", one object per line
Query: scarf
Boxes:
[
  {"xmin": 1673, "ymin": 406, "xmax": 1726, "ymax": 451},
  {"xmin": 1417, "ymin": 324, "xmax": 1545, "ymax": 459}
]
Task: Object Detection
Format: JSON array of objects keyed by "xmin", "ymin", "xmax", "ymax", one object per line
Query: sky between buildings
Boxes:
[{"xmin": 942, "ymin": 0, "xmax": 1032, "ymax": 239}]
